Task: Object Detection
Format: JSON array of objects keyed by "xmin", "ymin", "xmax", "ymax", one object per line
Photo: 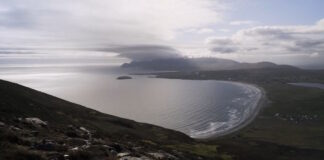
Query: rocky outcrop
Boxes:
[{"xmin": 0, "ymin": 117, "xmax": 181, "ymax": 160}]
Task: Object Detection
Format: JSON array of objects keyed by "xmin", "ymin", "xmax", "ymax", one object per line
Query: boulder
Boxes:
[
  {"xmin": 0, "ymin": 121, "xmax": 5, "ymax": 127},
  {"xmin": 25, "ymin": 117, "xmax": 47, "ymax": 127}
]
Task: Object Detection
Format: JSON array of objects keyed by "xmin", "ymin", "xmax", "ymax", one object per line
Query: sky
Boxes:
[{"xmin": 0, "ymin": 0, "xmax": 324, "ymax": 68}]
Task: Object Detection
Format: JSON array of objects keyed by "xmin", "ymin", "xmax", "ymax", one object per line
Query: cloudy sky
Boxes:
[{"xmin": 1, "ymin": 0, "xmax": 324, "ymax": 68}]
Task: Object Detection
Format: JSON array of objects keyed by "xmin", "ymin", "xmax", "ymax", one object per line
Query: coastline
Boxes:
[
  {"xmin": 152, "ymin": 75, "xmax": 267, "ymax": 139},
  {"xmin": 204, "ymin": 83, "xmax": 267, "ymax": 139}
]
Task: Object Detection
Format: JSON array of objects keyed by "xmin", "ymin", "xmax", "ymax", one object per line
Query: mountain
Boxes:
[{"xmin": 121, "ymin": 57, "xmax": 298, "ymax": 71}]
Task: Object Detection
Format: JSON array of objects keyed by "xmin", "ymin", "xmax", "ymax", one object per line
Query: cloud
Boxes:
[
  {"xmin": 197, "ymin": 28, "xmax": 215, "ymax": 34},
  {"xmin": 310, "ymin": 52, "xmax": 319, "ymax": 58},
  {"xmin": 218, "ymin": 29, "xmax": 230, "ymax": 32},
  {"xmin": 0, "ymin": 0, "xmax": 224, "ymax": 48},
  {"xmin": 230, "ymin": 20, "xmax": 256, "ymax": 26},
  {"xmin": 207, "ymin": 18, "xmax": 324, "ymax": 57},
  {"xmin": 112, "ymin": 45, "xmax": 182, "ymax": 61},
  {"xmin": 205, "ymin": 37, "xmax": 238, "ymax": 53}
]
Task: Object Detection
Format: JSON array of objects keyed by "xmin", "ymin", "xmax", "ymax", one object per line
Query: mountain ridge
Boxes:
[{"xmin": 121, "ymin": 57, "xmax": 298, "ymax": 71}]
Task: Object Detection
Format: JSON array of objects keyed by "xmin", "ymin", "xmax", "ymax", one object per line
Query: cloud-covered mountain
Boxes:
[{"xmin": 121, "ymin": 57, "xmax": 297, "ymax": 71}]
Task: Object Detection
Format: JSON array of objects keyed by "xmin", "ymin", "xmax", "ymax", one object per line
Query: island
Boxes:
[{"xmin": 116, "ymin": 76, "xmax": 132, "ymax": 80}]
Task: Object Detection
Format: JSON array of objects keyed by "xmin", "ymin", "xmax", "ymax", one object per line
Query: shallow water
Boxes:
[{"xmin": 0, "ymin": 65, "xmax": 261, "ymax": 138}]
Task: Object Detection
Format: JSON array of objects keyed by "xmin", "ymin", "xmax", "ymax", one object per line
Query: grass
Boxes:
[
  {"xmin": 239, "ymin": 84, "xmax": 324, "ymax": 149},
  {"xmin": 158, "ymin": 68, "xmax": 324, "ymax": 160},
  {"xmin": 166, "ymin": 144, "xmax": 219, "ymax": 157},
  {"xmin": 214, "ymin": 83, "xmax": 324, "ymax": 160},
  {"xmin": 166, "ymin": 143, "xmax": 233, "ymax": 160}
]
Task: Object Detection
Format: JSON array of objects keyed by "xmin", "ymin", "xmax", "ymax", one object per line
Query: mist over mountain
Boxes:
[{"xmin": 121, "ymin": 57, "xmax": 298, "ymax": 71}]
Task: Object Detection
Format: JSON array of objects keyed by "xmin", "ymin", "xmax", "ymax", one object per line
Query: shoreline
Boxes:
[
  {"xmin": 151, "ymin": 76, "xmax": 267, "ymax": 139},
  {"xmin": 203, "ymin": 83, "xmax": 267, "ymax": 139}
]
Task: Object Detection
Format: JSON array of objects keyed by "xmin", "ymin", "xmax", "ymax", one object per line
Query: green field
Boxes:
[{"xmin": 158, "ymin": 68, "xmax": 324, "ymax": 160}]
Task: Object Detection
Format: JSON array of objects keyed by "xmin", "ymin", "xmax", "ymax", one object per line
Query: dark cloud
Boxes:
[
  {"xmin": 295, "ymin": 39, "xmax": 324, "ymax": 48},
  {"xmin": 111, "ymin": 45, "xmax": 182, "ymax": 61},
  {"xmin": 243, "ymin": 27, "xmax": 293, "ymax": 40},
  {"xmin": 206, "ymin": 37, "xmax": 238, "ymax": 54},
  {"xmin": 210, "ymin": 46, "xmax": 237, "ymax": 53}
]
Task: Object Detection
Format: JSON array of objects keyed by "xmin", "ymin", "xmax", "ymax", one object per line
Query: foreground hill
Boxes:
[{"xmin": 0, "ymin": 80, "xmax": 225, "ymax": 160}]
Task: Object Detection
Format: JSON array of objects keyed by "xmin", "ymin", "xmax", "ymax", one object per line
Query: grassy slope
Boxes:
[
  {"xmin": 0, "ymin": 79, "xmax": 191, "ymax": 144},
  {"xmin": 157, "ymin": 68, "xmax": 324, "ymax": 160}
]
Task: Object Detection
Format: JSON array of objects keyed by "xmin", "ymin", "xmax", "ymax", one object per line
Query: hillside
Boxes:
[{"xmin": 0, "ymin": 80, "xmax": 225, "ymax": 160}]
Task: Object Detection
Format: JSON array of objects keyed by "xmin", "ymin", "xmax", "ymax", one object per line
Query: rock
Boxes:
[
  {"xmin": 117, "ymin": 152, "xmax": 130, "ymax": 157},
  {"xmin": 148, "ymin": 153, "xmax": 165, "ymax": 159},
  {"xmin": 132, "ymin": 146, "xmax": 143, "ymax": 151},
  {"xmin": 92, "ymin": 138, "xmax": 106, "ymax": 145},
  {"xmin": 79, "ymin": 127, "xmax": 92, "ymax": 140},
  {"xmin": 0, "ymin": 121, "xmax": 5, "ymax": 127},
  {"xmin": 102, "ymin": 145, "xmax": 118, "ymax": 156},
  {"xmin": 149, "ymin": 152, "xmax": 177, "ymax": 160},
  {"xmin": 119, "ymin": 156, "xmax": 152, "ymax": 160},
  {"xmin": 9, "ymin": 125, "xmax": 21, "ymax": 131},
  {"xmin": 64, "ymin": 154, "xmax": 69, "ymax": 159},
  {"xmin": 65, "ymin": 125, "xmax": 92, "ymax": 139},
  {"xmin": 79, "ymin": 127, "xmax": 90, "ymax": 134},
  {"xmin": 25, "ymin": 117, "xmax": 47, "ymax": 127},
  {"xmin": 71, "ymin": 147, "xmax": 79, "ymax": 151}
]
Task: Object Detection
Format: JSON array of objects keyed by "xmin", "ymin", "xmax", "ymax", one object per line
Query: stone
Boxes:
[
  {"xmin": 79, "ymin": 127, "xmax": 90, "ymax": 133},
  {"xmin": 25, "ymin": 117, "xmax": 47, "ymax": 127},
  {"xmin": 148, "ymin": 152, "xmax": 177, "ymax": 160},
  {"xmin": 9, "ymin": 125, "xmax": 21, "ymax": 131},
  {"xmin": 0, "ymin": 121, "xmax": 5, "ymax": 127},
  {"xmin": 71, "ymin": 147, "xmax": 79, "ymax": 151},
  {"xmin": 117, "ymin": 152, "xmax": 130, "ymax": 157}
]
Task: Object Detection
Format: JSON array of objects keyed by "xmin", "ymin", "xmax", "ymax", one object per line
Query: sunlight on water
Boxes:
[{"xmin": 0, "ymin": 65, "xmax": 261, "ymax": 138}]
